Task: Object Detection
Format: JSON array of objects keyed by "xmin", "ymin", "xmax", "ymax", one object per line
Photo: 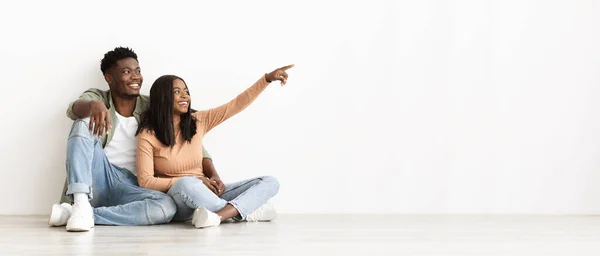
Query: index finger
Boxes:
[
  {"xmin": 88, "ymin": 117, "xmax": 95, "ymax": 132},
  {"xmin": 95, "ymin": 113, "xmax": 105, "ymax": 138},
  {"xmin": 280, "ymin": 64, "xmax": 295, "ymax": 71},
  {"xmin": 207, "ymin": 181, "xmax": 218, "ymax": 193},
  {"xmin": 105, "ymin": 113, "xmax": 112, "ymax": 132},
  {"xmin": 204, "ymin": 181, "xmax": 217, "ymax": 194}
]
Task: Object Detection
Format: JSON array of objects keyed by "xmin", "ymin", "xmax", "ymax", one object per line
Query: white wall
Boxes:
[{"xmin": 0, "ymin": 0, "xmax": 599, "ymax": 215}]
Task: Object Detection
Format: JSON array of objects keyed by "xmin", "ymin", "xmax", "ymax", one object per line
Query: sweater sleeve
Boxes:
[
  {"xmin": 193, "ymin": 75, "xmax": 271, "ymax": 134},
  {"xmin": 136, "ymin": 131, "xmax": 180, "ymax": 192}
]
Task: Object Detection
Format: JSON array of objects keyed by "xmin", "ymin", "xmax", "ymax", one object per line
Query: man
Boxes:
[{"xmin": 48, "ymin": 47, "xmax": 220, "ymax": 232}]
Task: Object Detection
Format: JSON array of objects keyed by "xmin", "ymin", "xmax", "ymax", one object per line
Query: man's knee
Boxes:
[
  {"xmin": 146, "ymin": 194, "xmax": 177, "ymax": 225},
  {"xmin": 69, "ymin": 118, "xmax": 94, "ymax": 139}
]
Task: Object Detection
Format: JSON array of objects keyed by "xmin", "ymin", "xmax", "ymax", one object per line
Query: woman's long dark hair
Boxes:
[{"xmin": 136, "ymin": 75, "xmax": 197, "ymax": 147}]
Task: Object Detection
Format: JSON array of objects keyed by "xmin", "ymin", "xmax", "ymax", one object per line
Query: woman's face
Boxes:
[{"xmin": 172, "ymin": 79, "xmax": 190, "ymax": 115}]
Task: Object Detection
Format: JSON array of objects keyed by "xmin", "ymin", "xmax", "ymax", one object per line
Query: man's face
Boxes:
[{"xmin": 106, "ymin": 57, "xmax": 143, "ymax": 98}]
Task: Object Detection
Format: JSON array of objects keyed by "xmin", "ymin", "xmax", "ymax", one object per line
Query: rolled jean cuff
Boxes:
[
  {"xmin": 66, "ymin": 183, "xmax": 93, "ymax": 201},
  {"xmin": 229, "ymin": 201, "xmax": 247, "ymax": 221}
]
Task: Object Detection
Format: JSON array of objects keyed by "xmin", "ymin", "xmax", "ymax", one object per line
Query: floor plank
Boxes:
[{"xmin": 1, "ymin": 215, "xmax": 600, "ymax": 255}]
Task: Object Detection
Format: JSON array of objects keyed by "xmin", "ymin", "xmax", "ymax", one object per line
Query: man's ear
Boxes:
[{"xmin": 104, "ymin": 73, "xmax": 113, "ymax": 85}]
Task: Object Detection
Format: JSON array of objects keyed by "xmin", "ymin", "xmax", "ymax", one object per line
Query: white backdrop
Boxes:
[{"xmin": 0, "ymin": 0, "xmax": 599, "ymax": 215}]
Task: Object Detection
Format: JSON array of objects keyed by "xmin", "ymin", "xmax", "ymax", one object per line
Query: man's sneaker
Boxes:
[
  {"xmin": 66, "ymin": 202, "xmax": 94, "ymax": 232},
  {"xmin": 245, "ymin": 203, "xmax": 277, "ymax": 222},
  {"xmin": 48, "ymin": 203, "xmax": 72, "ymax": 227},
  {"xmin": 192, "ymin": 208, "xmax": 221, "ymax": 228}
]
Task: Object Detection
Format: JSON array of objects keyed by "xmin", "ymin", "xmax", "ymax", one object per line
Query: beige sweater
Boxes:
[{"xmin": 136, "ymin": 75, "xmax": 271, "ymax": 192}]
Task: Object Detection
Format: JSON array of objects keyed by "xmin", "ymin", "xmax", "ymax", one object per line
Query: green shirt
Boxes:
[{"xmin": 60, "ymin": 88, "xmax": 212, "ymax": 203}]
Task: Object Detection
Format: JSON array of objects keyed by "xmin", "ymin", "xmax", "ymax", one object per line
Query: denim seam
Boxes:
[
  {"xmin": 144, "ymin": 200, "xmax": 152, "ymax": 224},
  {"xmin": 220, "ymin": 179, "xmax": 260, "ymax": 197},
  {"xmin": 67, "ymin": 134, "xmax": 93, "ymax": 141},
  {"xmin": 174, "ymin": 191, "xmax": 198, "ymax": 209},
  {"xmin": 144, "ymin": 198, "xmax": 168, "ymax": 224}
]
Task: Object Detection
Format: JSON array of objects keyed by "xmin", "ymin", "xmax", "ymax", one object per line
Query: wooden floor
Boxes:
[{"xmin": 1, "ymin": 215, "xmax": 600, "ymax": 255}]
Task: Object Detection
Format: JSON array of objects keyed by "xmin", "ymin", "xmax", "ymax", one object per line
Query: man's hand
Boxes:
[
  {"xmin": 199, "ymin": 177, "xmax": 218, "ymax": 194},
  {"xmin": 89, "ymin": 100, "xmax": 112, "ymax": 138},
  {"xmin": 210, "ymin": 177, "xmax": 225, "ymax": 196},
  {"xmin": 265, "ymin": 64, "xmax": 294, "ymax": 86}
]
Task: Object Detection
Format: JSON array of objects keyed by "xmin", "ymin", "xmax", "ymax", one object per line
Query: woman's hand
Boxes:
[
  {"xmin": 265, "ymin": 64, "xmax": 294, "ymax": 85},
  {"xmin": 198, "ymin": 177, "xmax": 218, "ymax": 194},
  {"xmin": 210, "ymin": 177, "xmax": 225, "ymax": 196}
]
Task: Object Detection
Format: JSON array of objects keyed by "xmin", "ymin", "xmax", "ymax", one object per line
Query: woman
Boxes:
[{"xmin": 135, "ymin": 64, "xmax": 293, "ymax": 228}]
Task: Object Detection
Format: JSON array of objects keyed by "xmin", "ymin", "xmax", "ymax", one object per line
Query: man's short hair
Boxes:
[{"xmin": 100, "ymin": 47, "xmax": 138, "ymax": 74}]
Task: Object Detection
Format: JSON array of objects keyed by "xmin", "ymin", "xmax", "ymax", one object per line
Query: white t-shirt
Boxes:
[{"xmin": 103, "ymin": 112, "xmax": 139, "ymax": 175}]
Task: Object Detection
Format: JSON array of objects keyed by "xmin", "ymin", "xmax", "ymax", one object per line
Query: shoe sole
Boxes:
[
  {"xmin": 66, "ymin": 227, "xmax": 92, "ymax": 232},
  {"xmin": 66, "ymin": 218, "xmax": 94, "ymax": 232},
  {"xmin": 260, "ymin": 210, "xmax": 277, "ymax": 221}
]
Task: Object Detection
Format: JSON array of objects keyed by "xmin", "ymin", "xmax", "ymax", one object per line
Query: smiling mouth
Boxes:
[
  {"xmin": 127, "ymin": 84, "xmax": 140, "ymax": 89},
  {"xmin": 178, "ymin": 101, "xmax": 189, "ymax": 106}
]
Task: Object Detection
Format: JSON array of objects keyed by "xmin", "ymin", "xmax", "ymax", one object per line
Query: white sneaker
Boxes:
[
  {"xmin": 245, "ymin": 203, "xmax": 277, "ymax": 222},
  {"xmin": 66, "ymin": 202, "xmax": 94, "ymax": 232},
  {"xmin": 48, "ymin": 203, "xmax": 72, "ymax": 227},
  {"xmin": 192, "ymin": 208, "xmax": 221, "ymax": 228}
]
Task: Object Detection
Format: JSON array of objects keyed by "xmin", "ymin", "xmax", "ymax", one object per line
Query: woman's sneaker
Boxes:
[
  {"xmin": 48, "ymin": 203, "xmax": 72, "ymax": 227},
  {"xmin": 245, "ymin": 203, "xmax": 277, "ymax": 222},
  {"xmin": 192, "ymin": 208, "xmax": 221, "ymax": 228}
]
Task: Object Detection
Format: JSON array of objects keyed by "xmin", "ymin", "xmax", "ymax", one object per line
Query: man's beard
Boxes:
[{"xmin": 123, "ymin": 92, "xmax": 140, "ymax": 98}]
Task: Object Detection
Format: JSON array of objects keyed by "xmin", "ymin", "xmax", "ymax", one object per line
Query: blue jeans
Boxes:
[
  {"xmin": 168, "ymin": 176, "xmax": 280, "ymax": 221},
  {"xmin": 65, "ymin": 119, "xmax": 176, "ymax": 226}
]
